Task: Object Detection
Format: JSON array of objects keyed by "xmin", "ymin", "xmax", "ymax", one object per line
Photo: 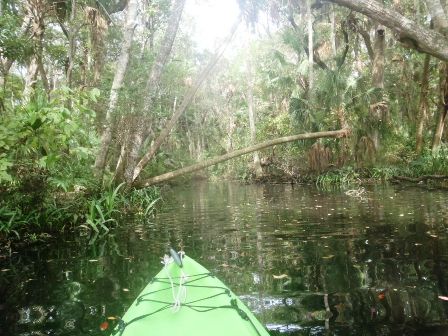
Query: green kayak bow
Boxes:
[{"xmin": 111, "ymin": 252, "xmax": 270, "ymax": 336}]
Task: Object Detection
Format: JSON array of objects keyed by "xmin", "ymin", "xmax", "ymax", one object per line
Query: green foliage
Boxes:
[
  {"xmin": 0, "ymin": 191, "xmax": 85, "ymax": 237},
  {"xmin": 0, "ymin": 205, "xmax": 21, "ymax": 238},
  {"xmin": 0, "ymin": 12, "xmax": 33, "ymax": 63},
  {"xmin": 84, "ymin": 184, "xmax": 161, "ymax": 235},
  {"xmin": 0, "ymin": 87, "xmax": 98, "ymax": 185},
  {"xmin": 0, "ymin": 87, "xmax": 100, "ymax": 236},
  {"xmin": 128, "ymin": 187, "xmax": 161, "ymax": 217},
  {"xmin": 2, "ymin": 0, "xmax": 448, "ymax": 240},
  {"xmin": 368, "ymin": 166, "xmax": 400, "ymax": 180},
  {"xmin": 316, "ymin": 167, "xmax": 361, "ymax": 188},
  {"xmin": 85, "ymin": 198, "xmax": 116, "ymax": 234},
  {"xmin": 405, "ymin": 146, "xmax": 448, "ymax": 176}
]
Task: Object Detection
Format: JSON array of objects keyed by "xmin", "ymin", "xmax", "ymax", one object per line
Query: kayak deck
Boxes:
[{"xmin": 111, "ymin": 255, "xmax": 270, "ymax": 336}]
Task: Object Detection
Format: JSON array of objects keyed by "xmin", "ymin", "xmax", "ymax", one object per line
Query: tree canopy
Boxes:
[{"xmin": 1, "ymin": 0, "xmax": 448, "ymax": 236}]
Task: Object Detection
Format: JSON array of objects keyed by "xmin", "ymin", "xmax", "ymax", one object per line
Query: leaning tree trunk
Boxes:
[
  {"xmin": 136, "ymin": 129, "xmax": 348, "ymax": 187},
  {"xmin": 416, "ymin": 54, "xmax": 431, "ymax": 154},
  {"xmin": 121, "ymin": 0, "xmax": 186, "ymax": 184},
  {"xmin": 93, "ymin": 0, "xmax": 139, "ymax": 179},
  {"xmin": 327, "ymin": 0, "xmax": 448, "ymax": 62},
  {"xmin": 130, "ymin": 18, "xmax": 240, "ymax": 183}
]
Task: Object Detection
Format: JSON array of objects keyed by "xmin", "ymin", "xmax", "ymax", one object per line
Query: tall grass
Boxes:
[
  {"xmin": 1, "ymin": 181, "xmax": 161, "ymax": 241},
  {"xmin": 316, "ymin": 167, "xmax": 361, "ymax": 188},
  {"xmin": 83, "ymin": 184, "xmax": 161, "ymax": 235}
]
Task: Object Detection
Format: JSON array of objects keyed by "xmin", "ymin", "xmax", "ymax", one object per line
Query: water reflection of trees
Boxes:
[
  {"xmin": 185, "ymin": 183, "xmax": 448, "ymax": 334},
  {"xmin": 1, "ymin": 183, "xmax": 448, "ymax": 335}
]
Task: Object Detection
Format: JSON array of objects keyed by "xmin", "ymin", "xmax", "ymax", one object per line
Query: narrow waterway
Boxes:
[{"xmin": 1, "ymin": 182, "xmax": 448, "ymax": 335}]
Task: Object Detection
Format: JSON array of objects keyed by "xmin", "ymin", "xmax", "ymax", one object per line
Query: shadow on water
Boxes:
[{"xmin": 1, "ymin": 182, "xmax": 448, "ymax": 335}]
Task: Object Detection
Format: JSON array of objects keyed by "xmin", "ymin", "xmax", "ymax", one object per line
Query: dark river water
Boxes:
[{"xmin": 1, "ymin": 182, "xmax": 448, "ymax": 335}]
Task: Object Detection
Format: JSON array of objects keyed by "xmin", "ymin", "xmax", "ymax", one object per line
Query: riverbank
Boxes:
[{"xmin": 2, "ymin": 156, "xmax": 448, "ymax": 244}]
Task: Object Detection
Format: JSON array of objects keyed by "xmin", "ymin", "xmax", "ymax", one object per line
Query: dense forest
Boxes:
[{"xmin": 1, "ymin": 0, "xmax": 448, "ymax": 239}]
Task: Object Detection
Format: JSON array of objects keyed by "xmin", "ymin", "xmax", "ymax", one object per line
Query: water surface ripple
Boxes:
[{"xmin": 1, "ymin": 182, "xmax": 448, "ymax": 335}]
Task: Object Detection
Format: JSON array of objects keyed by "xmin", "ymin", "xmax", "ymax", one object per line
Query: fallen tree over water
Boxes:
[{"xmin": 135, "ymin": 129, "xmax": 349, "ymax": 187}]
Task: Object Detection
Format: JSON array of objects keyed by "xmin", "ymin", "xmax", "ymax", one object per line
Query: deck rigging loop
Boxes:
[{"xmin": 164, "ymin": 249, "xmax": 188, "ymax": 312}]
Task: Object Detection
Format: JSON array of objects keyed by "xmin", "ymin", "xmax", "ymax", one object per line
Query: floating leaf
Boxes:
[{"xmin": 273, "ymin": 274, "xmax": 289, "ymax": 279}]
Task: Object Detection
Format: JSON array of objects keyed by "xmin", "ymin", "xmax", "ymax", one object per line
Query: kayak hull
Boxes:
[{"xmin": 111, "ymin": 255, "xmax": 270, "ymax": 336}]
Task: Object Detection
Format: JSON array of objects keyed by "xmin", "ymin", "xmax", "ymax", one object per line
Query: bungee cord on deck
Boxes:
[{"xmin": 110, "ymin": 258, "xmax": 264, "ymax": 336}]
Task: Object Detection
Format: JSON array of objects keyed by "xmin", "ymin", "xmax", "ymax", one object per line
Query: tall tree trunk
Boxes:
[
  {"xmin": 66, "ymin": 0, "xmax": 77, "ymax": 87},
  {"xmin": 247, "ymin": 48, "xmax": 263, "ymax": 178},
  {"xmin": 33, "ymin": 1, "xmax": 49, "ymax": 93},
  {"xmin": 136, "ymin": 129, "xmax": 348, "ymax": 187},
  {"xmin": 416, "ymin": 54, "xmax": 431, "ymax": 154},
  {"xmin": 307, "ymin": 0, "xmax": 314, "ymax": 94},
  {"xmin": 426, "ymin": 0, "xmax": 448, "ymax": 152},
  {"xmin": 226, "ymin": 105, "xmax": 235, "ymax": 153},
  {"xmin": 425, "ymin": 0, "xmax": 448, "ymax": 34},
  {"xmin": 414, "ymin": 0, "xmax": 421, "ymax": 22},
  {"xmin": 23, "ymin": 0, "xmax": 47, "ymax": 99},
  {"xmin": 81, "ymin": 45, "xmax": 89, "ymax": 86},
  {"xmin": 327, "ymin": 0, "xmax": 448, "ymax": 61},
  {"xmin": 93, "ymin": 0, "xmax": 139, "ymax": 179},
  {"xmin": 36, "ymin": 41, "xmax": 49, "ymax": 93},
  {"xmin": 131, "ymin": 18, "xmax": 240, "ymax": 183},
  {"xmin": 432, "ymin": 62, "xmax": 448, "ymax": 152},
  {"xmin": 371, "ymin": 25, "xmax": 385, "ymax": 89},
  {"xmin": 356, "ymin": 20, "xmax": 375, "ymax": 61},
  {"xmin": 143, "ymin": 0, "xmax": 186, "ymax": 108},
  {"xmin": 370, "ymin": 24, "xmax": 386, "ymax": 151},
  {"xmin": 330, "ymin": 4, "xmax": 337, "ymax": 58},
  {"xmin": 85, "ymin": 6, "xmax": 108, "ymax": 86},
  {"xmin": 122, "ymin": 0, "xmax": 186, "ymax": 184},
  {"xmin": 23, "ymin": 58, "xmax": 39, "ymax": 101}
]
